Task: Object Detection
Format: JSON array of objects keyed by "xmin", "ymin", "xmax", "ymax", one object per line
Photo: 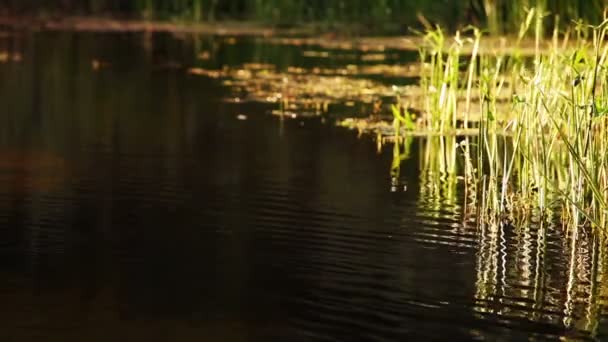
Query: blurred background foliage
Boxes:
[{"xmin": 0, "ymin": 0, "xmax": 607, "ymax": 34}]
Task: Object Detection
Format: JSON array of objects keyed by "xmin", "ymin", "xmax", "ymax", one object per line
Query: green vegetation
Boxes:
[
  {"xmin": 388, "ymin": 9, "xmax": 608, "ymax": 228},
  {"xmin": 0, "ymin": 0, "xmax": 607, "ymax": 34}
]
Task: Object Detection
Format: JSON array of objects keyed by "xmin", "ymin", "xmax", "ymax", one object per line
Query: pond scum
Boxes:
[{"xmin": 380, "ymin": 9, "xmax": 608, "ymax": 230}]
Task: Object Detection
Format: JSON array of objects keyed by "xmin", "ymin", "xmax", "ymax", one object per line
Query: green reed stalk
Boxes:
[{"xmin": 465, "ymin": 28, "xmax": 482, "ymax": 130}]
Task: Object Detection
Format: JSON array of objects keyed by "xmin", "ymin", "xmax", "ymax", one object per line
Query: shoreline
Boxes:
[
  {"xmin": 0, "ymin": 16, "xmax": 302, "ymax": 36},
  {"xmin": 0, "ymin": 15, "xmax": 573, "ymax": 55}
]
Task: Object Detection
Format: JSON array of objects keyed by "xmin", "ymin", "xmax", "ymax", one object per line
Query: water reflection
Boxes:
[
  {"xmin": 0, "ymin": 30, "xmax": 607, "ymax": 340},
  {"xmin": 474, "ymin": 221, "xmax": 608, "ymax": 338},
  {"xmin": 391, "ymin": 135, "xmax": 608, "ymax": 338}
]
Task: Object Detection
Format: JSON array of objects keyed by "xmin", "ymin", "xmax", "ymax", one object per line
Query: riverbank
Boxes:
[
  {"xmin": 0, "ymin": 15, "xmax": 563, "ymax": 56},
  {"xmin": 0, "ymin": 16, "xmax": 301, "ymax": 36}
]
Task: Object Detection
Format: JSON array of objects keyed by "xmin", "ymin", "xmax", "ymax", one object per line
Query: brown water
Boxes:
[{"xmin": 0, "ymin": 30, "xmax": 607, "ymax": 341}]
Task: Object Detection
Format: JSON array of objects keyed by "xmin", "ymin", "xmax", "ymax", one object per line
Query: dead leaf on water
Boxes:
[
  {"xmin": 361, "ymin": 53, "xmax": 387, "ymax": 62},
  {"xmin": 197, "ymin": 51, "xmax": 211, "ymax": 60},
  {"xmin": 185, "ymin": 63, "xmax": 415, "ymax": 115},
  {"xmin": 0, "ymin": 52, "xmax": 23, "ymax": 63},
  {"xmin": 91, "ymin": 59, "xmax": 109, "ymax": 70},
  {"xmin": 188, "ymin": 67, "xmax": 222, "ymax": 78},
  {"xmin": 302, "ymin": 50, "xmax": 330, "ymax": 58}
]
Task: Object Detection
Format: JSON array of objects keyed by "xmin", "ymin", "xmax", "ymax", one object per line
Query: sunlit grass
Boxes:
[{"xmin": 389, "ymin": 9, "xmax": 608, "ymax": 229}]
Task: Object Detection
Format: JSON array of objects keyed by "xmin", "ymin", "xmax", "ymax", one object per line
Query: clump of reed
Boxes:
[{"xmin": 397, "ymin": 9, "xmax": 608, "ymax": 229}]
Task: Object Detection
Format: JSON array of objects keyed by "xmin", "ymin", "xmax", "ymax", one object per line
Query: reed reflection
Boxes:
[{"xmin": 390, "ymin": 136, "xmax": 608, "ymax": 338}]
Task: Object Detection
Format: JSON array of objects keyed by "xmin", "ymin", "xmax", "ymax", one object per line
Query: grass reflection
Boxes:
[
  {"xmin": 418, "ymin": 136, "xmax": 459, "ymax": 211},
  {"xmin": 390, "ymin": 136, "xmax": 608, "ymax": 338}
]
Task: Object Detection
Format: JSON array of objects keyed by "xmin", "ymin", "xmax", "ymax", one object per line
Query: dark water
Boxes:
[{"xmin": 0, "ymin": 31, "xmax": 607, "ymax": 341}]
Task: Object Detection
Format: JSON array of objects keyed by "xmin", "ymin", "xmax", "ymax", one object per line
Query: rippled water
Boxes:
[{"xmin": 0, "ymin": 31, "xmax": 607, "ymax": 341}]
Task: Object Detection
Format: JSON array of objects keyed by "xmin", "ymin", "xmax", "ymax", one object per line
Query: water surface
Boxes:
[{"xmin": 0, "ymin": 30, "xmax": 607, "ymax": 341}]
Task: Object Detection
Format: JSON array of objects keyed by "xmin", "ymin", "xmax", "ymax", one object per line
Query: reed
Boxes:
[{"xmin": 407, "ymin": 9, "xmax": 608, "ymax": 228}]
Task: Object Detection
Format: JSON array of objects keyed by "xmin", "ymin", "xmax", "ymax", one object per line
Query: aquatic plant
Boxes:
[{"xmin": 408, "ymin": 9, "xmax": 608, "ymax": 229}]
